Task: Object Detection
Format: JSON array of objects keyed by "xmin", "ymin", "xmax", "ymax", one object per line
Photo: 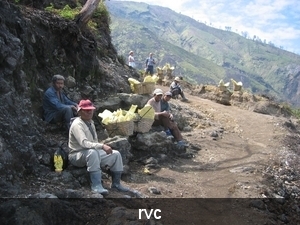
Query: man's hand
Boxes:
[
  {"xmin": 102, "ymin": 144, "xmax": 112, "ymax": 155},
  {"xmin": 161, "ymin": 111, "xmax": 170, "ymax": 118},
  {"xmin": 71, "ymin": 105, "xmax": 78, "ymax": 116}
]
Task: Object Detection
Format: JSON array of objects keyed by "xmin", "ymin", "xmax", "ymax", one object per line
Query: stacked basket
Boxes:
[
  {"xmin": 105, "ymin": 120, "xmax": 134, "ymax": 137},
  {"xmin": 133, "ymin": 82, "xmax": 155, "ymax": 94},
  {"xmin": 133, "ymin": 117, "xmax": 153, "ymax": 133}
]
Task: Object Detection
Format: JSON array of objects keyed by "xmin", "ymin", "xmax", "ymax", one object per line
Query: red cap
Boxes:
[{"xmin": 78, "ymin": 99, "xmax": 96, "ymax": 111}]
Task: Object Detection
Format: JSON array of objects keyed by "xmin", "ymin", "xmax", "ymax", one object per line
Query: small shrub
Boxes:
[
  {"xmin": 45, "ymin": 4, "xmax": 80, "ymax": 20},
  {"xmin": 93, "ymin": 2, "xmax": 111, "ymax": 24},
  {"xmin": 292, "ymin": 108, "xmax": 300, "ymax": 119}
]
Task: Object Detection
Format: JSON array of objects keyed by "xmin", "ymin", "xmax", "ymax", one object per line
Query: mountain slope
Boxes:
[{"xmin": 106, "ymin": 1, "xmax": 300, "ymax": 106}]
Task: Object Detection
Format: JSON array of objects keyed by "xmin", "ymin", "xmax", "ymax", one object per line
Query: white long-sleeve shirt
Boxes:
[{"xmin": 68, "ymin": 117, "xmax": 103, "ymax": 153}]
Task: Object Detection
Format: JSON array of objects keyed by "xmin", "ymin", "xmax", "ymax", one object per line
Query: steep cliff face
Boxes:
[{"xmin": 0, "ymin": 0, "xmax": 139, "ymax": 194}]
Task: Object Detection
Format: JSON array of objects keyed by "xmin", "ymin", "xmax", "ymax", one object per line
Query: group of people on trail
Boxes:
[
  {"xmin": 43, "ymin": 65, "xmax": 188, "ymax": 195},
  {"xmin": 128, "ymin": 51, "xmax": 156, "ymax": 75},
  {"xmin": 128, "ymin": 51, "xmax": 187, "ymax": 101}
]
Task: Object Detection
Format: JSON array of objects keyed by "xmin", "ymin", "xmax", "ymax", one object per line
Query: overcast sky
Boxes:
[{"xmin": 117, "ymin": 0, "xmax": 300, "ymax": 55}]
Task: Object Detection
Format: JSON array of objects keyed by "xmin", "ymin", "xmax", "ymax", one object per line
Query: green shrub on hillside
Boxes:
[
  {"xmin": 292, "ymin": 108, "xmax": 300, "ymax": 119},
  {"xmin": 45, "ymin": 2, "xmax": 110, "ymax": 25},
  {"xmin": 45, "ymin": 4, "xmax": 80, "ymax": 20}
]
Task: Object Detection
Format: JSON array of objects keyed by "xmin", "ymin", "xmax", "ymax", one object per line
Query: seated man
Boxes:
[
  {"xmin": 43, "ymin": 74, "xmax": 78, "ymax": 131},
  {"xmin": 68, "ymin": 99, "xmax": 129, "ymax": 195},
  {"xmin": 170, "ymin": 77, "xmax": 188, "ymax": 101},
  {"xmin": 146, "ymin": 89, "xmax": 187, "ymax": 146}
]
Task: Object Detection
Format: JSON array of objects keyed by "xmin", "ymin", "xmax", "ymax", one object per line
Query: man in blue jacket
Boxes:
[
  {"xmin": 145, "ymin": 52, "xmax": 156, "ymax": 75},
  {"xmin": 43, "ymin": 74, "xmax": 78, "ymax": 131}
]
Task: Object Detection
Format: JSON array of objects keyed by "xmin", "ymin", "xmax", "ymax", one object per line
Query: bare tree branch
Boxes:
[{"xmin": 75, "ymin": 0, "xmax": 101, "ymax": 28}]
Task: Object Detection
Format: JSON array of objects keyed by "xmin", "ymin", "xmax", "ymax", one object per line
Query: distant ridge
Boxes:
[{"xmin": 106, "ymin": 1, "xmax": 300, "ymax": 107}]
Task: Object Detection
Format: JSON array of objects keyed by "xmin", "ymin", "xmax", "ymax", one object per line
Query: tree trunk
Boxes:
[{"xmin": 75, "ymin": 0, "xmax": 101, "ymax": 28}]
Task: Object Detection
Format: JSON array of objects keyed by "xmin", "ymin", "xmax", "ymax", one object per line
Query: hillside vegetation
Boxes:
[{"xmin": 106, "ymin": 1, "xmax": 300, "ymax": 107}]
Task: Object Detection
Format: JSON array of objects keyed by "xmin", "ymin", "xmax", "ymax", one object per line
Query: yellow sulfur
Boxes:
[
  {"xmin": 54, "ymin": 154, "xmax": 63, "ymax": 172},
  {"xmin": 138, "ymin": 105, "xmax": 155, "ymax": 119}
]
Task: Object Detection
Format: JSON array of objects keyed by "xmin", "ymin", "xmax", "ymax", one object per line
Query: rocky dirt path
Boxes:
[
  {"xmin": 103, "ymin": 86, "xmax": 294, "ymax": 224},
  {"xmin": 126, "ymin": 85, "xmax": 288, "ymax": 200}
]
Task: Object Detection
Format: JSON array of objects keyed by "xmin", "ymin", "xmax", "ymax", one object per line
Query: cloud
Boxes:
[{"xmin": 117, "ymin": 0, "xmax": 300, "ymax": 54}]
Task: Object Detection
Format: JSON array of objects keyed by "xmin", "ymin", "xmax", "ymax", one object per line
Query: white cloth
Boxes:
[
  {"xmin": 68, "ymin": 117, "xmax": 123, "ymax": 172},
  {"xmin": 128, "ymin": 55, "xmax": 135, "ymax": 68}
]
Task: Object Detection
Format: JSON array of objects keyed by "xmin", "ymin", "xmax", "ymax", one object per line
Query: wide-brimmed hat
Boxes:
[
  {"xmin": 164, "ymin": 91, "xmax": 172, "ymax": 96},
  {"xmin": 174, "ymin": 77, "xmax": 181, "ymax": 82},
  {"xmin": 129, "ymin": 51, "xmax": 134, "ymax": 55},
  {"xmin": 153, "ymin": 88, "xmax": 163, "ymax": 96},
  {"xmin": 78, "ymin": 99, "xmax": 96, "ymax": 112}
]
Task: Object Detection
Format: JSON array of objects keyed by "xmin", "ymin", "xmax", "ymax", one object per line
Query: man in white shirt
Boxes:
[
  {"xmin": 170, "ymin": 76, "xmax": 188, "ymax": 101},
  {"xmin": 146, "ymin": 89, "xmax": 187, "ymax": 146},
  {"xmin": 128, "ymin": 51, "xmax": 135, "ymax": 68},
  {"xmin": 68, "ymin": 99, "xmax": 129, "ymax": 195}
]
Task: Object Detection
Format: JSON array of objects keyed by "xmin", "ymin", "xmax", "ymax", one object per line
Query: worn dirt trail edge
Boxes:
[{"xmin": 128, "ymin": 85, "xmax": 288, "ymax": 199}]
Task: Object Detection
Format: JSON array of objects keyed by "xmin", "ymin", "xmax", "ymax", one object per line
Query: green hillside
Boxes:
[{"xmin": 106, "ymin": 1, "xmax": 300, "ymax": 106}]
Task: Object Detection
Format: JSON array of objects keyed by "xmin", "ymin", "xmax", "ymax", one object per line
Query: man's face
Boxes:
[
  {"xmin": 164, "ymin": 95, "xmax": 172, "ymax": 101},
  {"xmin": 54, "ymin": 79, "xmax": 64, "ymax": 91},
  {"xmin": 154, "ymin": 94, "xmax": 162, "ymax": 102},
  {"xmin": 79, "ymin": 109, "xmax": 94, "ymax": 121}
]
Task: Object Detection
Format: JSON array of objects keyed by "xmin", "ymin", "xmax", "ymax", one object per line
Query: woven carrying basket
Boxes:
[
  {"xmin": 144, "ymin": 82, "xmax": 155, "ymax": 94},
  {"xmin": 233, "ymin": 85, "xmax": 242, "ymax": 91},
  {"xmin": 105, "ymin": 121, "xmax": 134, "ymax": 137},
  {"xmin": 134, "ymin": 118, "xmax": 154, "ymax": 133},
  {"xmin": 133, "ymin": 83, "xmax": 142, "ymax": 94},
  {"xmin": 133, "ymin": 82, "xmax": 155, "ymax": 94},
  {"xmin": 218, "ymin": 86, "xmax": 228, "ymax": 91}
]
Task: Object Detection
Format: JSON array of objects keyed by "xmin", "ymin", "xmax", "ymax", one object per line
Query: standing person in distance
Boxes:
[
  {"xmin": 43, "ymin": 74, "xmax": 78, "ymax": 131},
  {"xmin": 145, "ymin": 52, "xmax": 156, "ymax": 75},
  {"xmin": 128, "ymin": 51, "xmax": 136, "ymax": 68}
]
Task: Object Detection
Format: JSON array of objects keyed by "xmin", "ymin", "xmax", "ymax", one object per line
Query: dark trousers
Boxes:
[
  {"xmin": 171, "ymin": 88, "xmax": 186, "ymax": 99},
  {"xmin": 153, "ymin": 115, "xmax": 183, "ymax": 141},
  {"xmin": 145, "ymin": 65, "xmax": 154, "ymax": 75},
  {"xmin": 51, "ymin": 107, "xmax": 75, "ymax": 130}
]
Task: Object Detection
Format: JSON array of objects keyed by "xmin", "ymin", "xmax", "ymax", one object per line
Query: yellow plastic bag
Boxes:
[{"xmin": 98, "ymin": 109, "xmax": 113, "ymax": 125}]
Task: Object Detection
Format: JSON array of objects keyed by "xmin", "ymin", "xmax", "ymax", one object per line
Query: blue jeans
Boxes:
[
  {"xmin": 51, "ymin": 107, "xmax": 74, "ymax": 130},
  {"xmin": 145, "ymin": 65, "xmax": 154, "ymax": 75}
]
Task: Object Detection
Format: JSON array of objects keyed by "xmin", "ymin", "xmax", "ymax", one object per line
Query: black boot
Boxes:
[{"xmin": 111, "ymin": 171, "xmax": 130, "ymax": 192}]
